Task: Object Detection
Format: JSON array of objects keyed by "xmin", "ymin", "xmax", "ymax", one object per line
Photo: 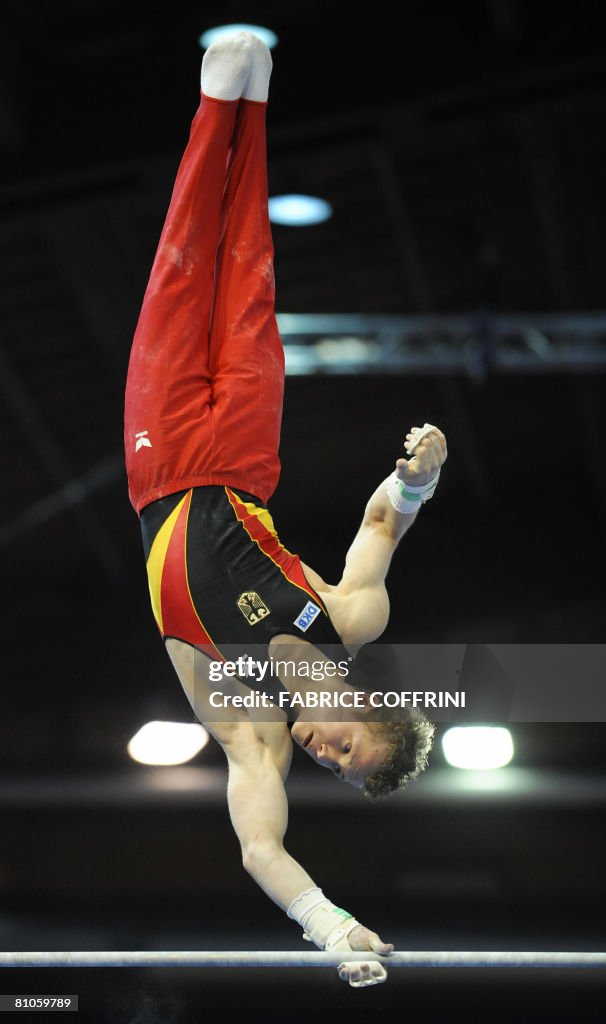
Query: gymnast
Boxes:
[{"xmin": 124, "ymin": 33, "xmax": 447, "ymax": 988}]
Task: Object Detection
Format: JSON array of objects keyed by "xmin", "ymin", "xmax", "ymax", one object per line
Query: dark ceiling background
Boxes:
[{"xmin": 1, "ymin": 2, "xmax": 606, "ymax": 1022}]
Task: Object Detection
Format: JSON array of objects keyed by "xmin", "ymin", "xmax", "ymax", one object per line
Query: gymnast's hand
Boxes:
[
  {"xmin": 396, "ymin": 423, "xmax": 447, "ymax": 488},
  {"xmin": 333, "ymin": 923, "xmax": 394, "ymax": 988}
]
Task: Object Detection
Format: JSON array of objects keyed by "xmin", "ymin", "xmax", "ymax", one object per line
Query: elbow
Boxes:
[
  {"xmin": 241, "ymin": 843, "xmax": 257, "ymax": 876},
  {"xmin": 241, "ymin": 838, "xmax": 283, "ymax": 877}
]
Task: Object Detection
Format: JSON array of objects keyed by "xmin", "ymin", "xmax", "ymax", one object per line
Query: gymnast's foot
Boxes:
[
  {"xmin": 201, "ymin": 32, "xmax": 272, "ymax": 103},
  {"xmin": 243, "ymin": 33, "xmax": 272, "ymax": 102}
]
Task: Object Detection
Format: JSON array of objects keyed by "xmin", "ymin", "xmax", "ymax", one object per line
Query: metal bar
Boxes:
[{"xmin": 0, "ymin": 951, "xmax": 605, "ymax": 969}]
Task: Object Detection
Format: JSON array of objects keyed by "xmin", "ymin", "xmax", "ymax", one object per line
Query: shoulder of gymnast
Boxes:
[{"xmin": 300, "ymin": 561, "xmax": 390, "ymax": 650}]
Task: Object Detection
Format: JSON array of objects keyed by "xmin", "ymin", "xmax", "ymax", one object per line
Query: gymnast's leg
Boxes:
[
  {"xmin": 206, "ymin": 39, "xmax": 284, "ymax": 506},
  {"xmin": 124, "ymin": 35, "xmax": 260, "ymax": 514}
]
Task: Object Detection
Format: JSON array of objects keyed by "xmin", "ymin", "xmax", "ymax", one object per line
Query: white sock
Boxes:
[
  {"xmin": 242, "ymin": 35, "xmax": 273, "ymax": 102},
  {"xmin": 200, "ymin": 33, "xmax": 254, "ymax": 101}
]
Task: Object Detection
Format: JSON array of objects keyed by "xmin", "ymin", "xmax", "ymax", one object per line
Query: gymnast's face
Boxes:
[{"xmin": 291, "ymin": 719, "xmax": 388, "ymax": 789}]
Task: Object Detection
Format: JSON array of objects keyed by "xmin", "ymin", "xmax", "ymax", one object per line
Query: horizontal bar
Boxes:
[{"xmin": 0, "ymin": 951, "xmax": 605, "ymax": 969}]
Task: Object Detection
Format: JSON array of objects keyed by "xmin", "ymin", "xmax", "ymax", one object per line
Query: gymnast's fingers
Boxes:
[{"xmin": 338, "ymin": 960, "xmax": 388, "ymax": 988}]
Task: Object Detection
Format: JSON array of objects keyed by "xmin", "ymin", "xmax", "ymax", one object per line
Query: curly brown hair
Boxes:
[{"xmin": 362, "ymin": 707, "xmax": 435, "ymax": 800}]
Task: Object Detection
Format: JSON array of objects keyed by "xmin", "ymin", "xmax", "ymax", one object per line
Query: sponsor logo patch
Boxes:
[
  {"xmin": 294, "ymin": 601, "xmax": 321, "ymax": 632},
  {"xmin": 237, "ymin": 592, "xmax": 271, "ymax": 625}
]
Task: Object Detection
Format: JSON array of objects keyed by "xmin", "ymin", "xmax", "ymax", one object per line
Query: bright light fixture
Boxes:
[
  {"xmin": 127, "ymin": 721, "xmax": 209, "ymax": 766},
  {"xmin": 268, "ymin": 194, "xmax": 333, "ymax": 226},
  {"xmin": 441, "ymin": 726, "xmax": 514, "ymax": 770},
  {"xmin": 199, "ymin": 24, "xmax": 278, "ymax": 50}
]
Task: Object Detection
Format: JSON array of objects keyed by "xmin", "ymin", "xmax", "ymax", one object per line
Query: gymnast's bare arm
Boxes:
[
  {"xmin": 303, "ymin": 425, "xmax": 448, "ymax": 651},
  {"xmin": 165, "ymin": 641, "xmax": 314, "ymax": 907},
  {"xmin": 164, "ymin": 639, "xmax": 392, "ymax": 963},
  {"xmin": 225, "ymin": 721, "xmax": 394, "ymax": 965}
]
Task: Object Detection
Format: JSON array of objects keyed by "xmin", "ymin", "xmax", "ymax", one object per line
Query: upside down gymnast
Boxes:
[{"xmin": 124, "ymin": 33, "xmax": 447, "ymax": 988}]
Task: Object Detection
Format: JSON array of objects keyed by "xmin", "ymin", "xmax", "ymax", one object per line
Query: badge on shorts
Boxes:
[
  {"xmin": 237, "ymin": 592, "xmax": 271, "ymax": 625},
  {"xmin": 294, "ymin": 601, "xmax": 321, "ymax": 632}
]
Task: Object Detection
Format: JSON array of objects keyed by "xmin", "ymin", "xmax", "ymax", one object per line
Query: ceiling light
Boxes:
[
  {"xmin": 441, "ymin": 726, "xmax": 514, "ymax": 770},
  {"xmin": 199, "ymin": 24, "xmax": 278, "ymax": 50},
  {"xmin": 127, "ymin": 721, "xmax": 209, "ymax": 766},
  {"xmin": 268, "ymin": 194, "xmax": 333, "ymax": 226}
]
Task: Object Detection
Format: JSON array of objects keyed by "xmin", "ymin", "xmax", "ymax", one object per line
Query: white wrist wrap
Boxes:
[
  {"xmin": 287, "ymin": 887, "xmax": 358, "ymax": 950},
  {"xmin": 387, "ymin": 468, "xmax": 440, "ymax": 515}
]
